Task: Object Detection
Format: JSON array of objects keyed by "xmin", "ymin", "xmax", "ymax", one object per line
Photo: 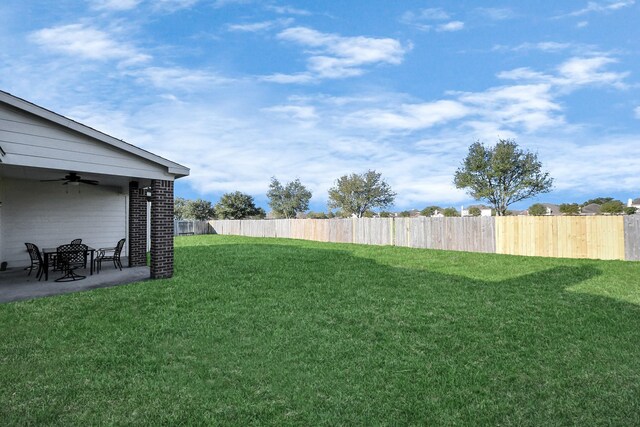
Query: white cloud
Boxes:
[
  {"xmin": 29, "ymin": 24, "xmax": 150, "ymax": 64},
  {"xmin": 494, "ymin": 41, "xmax": 575, "ymax": 53},
  {"xmin": 266, "ymin": 5, "xmax": 311, "ymax": 16},
  {"xmin": 497, "ymin": 56, "xmax": 629, "ymax": 89},
  {"xmin": 404, "ymin": 7, "xmax": 450, "ymax": 21},
  {"xmin": 475, "ymin": 8, "xmax": 516, "ymax": 20},
  {"xmin": 261, "ymin": 72, "xmax": 314, "ymax": 84},
  {"xmin": 634, "ymin": 106, "xmax": 640, "ymax": 119},
  {"xmin": 401, "ymin": 7, "xmax": 451, "ymax": 31},
  {"xmin": 91, "ymin": 0, "xmax": 142, "ymax": 10},
  {"xmin": 566, "ymin": 0, "xmax": 635, "ymax": 16},
  {"xmin": 127, "ymin": 66, "xmax": 234, "ymax": 89},
  {"xmin": 154, "ymin": 0, "xmax": 200, "ymax": 11},
  {"xmin": 268, "ymin": 27, "xmax": 409, "ymax": 82},
  {"xmin": 437, "ymin": 21, "xmax": 464, "ymax": 32},
  {"xmin": 345, "ymin": 100, "xmax": 469, "ymax": 130},
  {"xmin": 557, "ymin": 56, "xmax": 629, "ymax": 87},
  {"xmin": 540, "ymin": 136, "xmax": 640, "ymax": 192},
  {"xmin": 577, "ymin": 20, "xmax": 589, "ymax": 27},
  {"xmin": 458, "ymin": 84, "xmax": 564, "ymax": 132},
  {"xmin": 227, "ymin": 19, "xmax": 292, "ymax": 32},
  {"xmin": 498, "ymin": 67, "xmax": 554, "ymax": 81},
  {"xmin": 263, "ymin": 105, "xmax": 318, "ymax": 121}
]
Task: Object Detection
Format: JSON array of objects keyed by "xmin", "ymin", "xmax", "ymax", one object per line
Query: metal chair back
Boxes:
[
  {"xmin": 55, "ymin": 244, "xmax": 88, "ymax": 282},
  {"xmin": 25, "ymin": 242, "xmax": 42, "ymax": 264},
  {"xmin": 57, "ymin": 244, "xmax": 87, "ymax": 269}
]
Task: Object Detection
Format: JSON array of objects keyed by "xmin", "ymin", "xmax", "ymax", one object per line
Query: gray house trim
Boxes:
[{"xmin": 0, "ymin": 90, "xmax": 189, "ymax": 178}]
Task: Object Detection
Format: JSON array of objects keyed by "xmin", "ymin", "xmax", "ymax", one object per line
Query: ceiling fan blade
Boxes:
[
  {"xmin": 79, "ymin": 179, "xmax": 99, "ymax": 185},
  {"xmin": 40, "ymin": 178, "xmax": 67, "ymax": 182}
]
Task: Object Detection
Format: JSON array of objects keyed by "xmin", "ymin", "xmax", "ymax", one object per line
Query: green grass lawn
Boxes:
[{"xmin": 1, "ymin": 235, "xmax": 639, "ymax": 425}]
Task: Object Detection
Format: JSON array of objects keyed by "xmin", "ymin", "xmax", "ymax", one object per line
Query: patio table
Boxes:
[{"xmin": 42, "ymin": 246, "xmax": 95, "ymax": 281}]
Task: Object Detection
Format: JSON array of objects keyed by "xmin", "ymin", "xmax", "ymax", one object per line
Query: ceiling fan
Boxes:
[{"xmin": 40, "ymin": 172, "xmax": 99, "ymax": 186}]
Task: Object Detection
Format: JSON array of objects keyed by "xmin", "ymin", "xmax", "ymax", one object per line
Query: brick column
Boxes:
[
  {"xmin": 150, "ymin": 179, "xmax": 174, "ymax": 279},
  {"xmin": 129, "ymin": 181, "xmax": 147, "ymax": 267}
]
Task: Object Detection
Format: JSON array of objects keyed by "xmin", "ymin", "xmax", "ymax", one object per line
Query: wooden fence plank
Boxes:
[{"xmin": 624, "ymin": 216, "xmax": 640, "ymax": 261}]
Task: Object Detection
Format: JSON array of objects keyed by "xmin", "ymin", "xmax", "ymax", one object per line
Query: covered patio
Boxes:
[
  {"xmin": 0, "ymin": 90, "xmax": 189, "ymax": 296},
  {"xmin": 0, "ymin": 261, "xmax": 150, "ymax": 303}
]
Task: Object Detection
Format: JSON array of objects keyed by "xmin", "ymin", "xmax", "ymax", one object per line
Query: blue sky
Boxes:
[{"xmin": 1, "ymin": 0, "xmax": 639, "ymax": 212}]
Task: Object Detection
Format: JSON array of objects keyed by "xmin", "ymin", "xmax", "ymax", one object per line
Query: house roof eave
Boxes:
[{"xmin": 0, "ymin": 90, "xmax": 190, "ymax": 179}]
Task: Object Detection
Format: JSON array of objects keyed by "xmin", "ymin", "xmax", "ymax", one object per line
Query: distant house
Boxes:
[
  {"xmin": 581, "ymin": 203, "xmax": 601, "ymax": 215},
  {"xmin": 628, "ymin": 198, "xmax": 640, "ymax": 209},
  {"xmin": 541, "ymin": 203, "xmax": 561, "ymax": 216}
]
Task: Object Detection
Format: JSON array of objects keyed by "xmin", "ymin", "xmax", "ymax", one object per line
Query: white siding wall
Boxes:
[
  {"xmin": 0, "ymin": 178, "xmax": 128, "ymax": 268},
  {"xmin": 0, "ymin": 103, "xmax": 169, "ymax": 180}
]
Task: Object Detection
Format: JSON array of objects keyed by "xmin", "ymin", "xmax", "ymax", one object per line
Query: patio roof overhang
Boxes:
[{"xmin": 0, "ymin": 89, "xmax": 188, "ymax": 281}]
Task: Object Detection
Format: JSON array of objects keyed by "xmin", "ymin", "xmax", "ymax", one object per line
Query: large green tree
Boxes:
[
  {"xmin": 454, "ymin": 139, "xmax": 553, "ymax": 216},
  {"xmin": 267, "ymin": 177, "xmax": 312, "ymax": 219},
  {"xmin": 327, "ymin": 170, "xmax": 396, "ymax": 218},
  {"xmin": 214, "ymin": 192, "xmax": 264, "ymax": 219},
  {"xmin": 185, "ymin": 198, "xmax": 216, "ymax": 221}
]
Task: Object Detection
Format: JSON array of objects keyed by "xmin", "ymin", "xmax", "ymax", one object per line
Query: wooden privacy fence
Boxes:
[{"xmin": 207, "ymin": 216, "xmax": 640, "ymax": 261}]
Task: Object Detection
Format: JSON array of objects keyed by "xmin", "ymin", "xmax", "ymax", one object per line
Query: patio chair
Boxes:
[
  {"xmin": 25, "ymin": 242, "xmax": 45, "ymax": 280},
  {"xmin": 55, "ymin": 244, "xmax": 88, "ymax": 282},
  {"xmin": 95, "ymin": 238, "xmax": 126, "ymax": 273},
  {"xmin": 70, "ymin": 241, "xmax": 88, "ymax": 269}
]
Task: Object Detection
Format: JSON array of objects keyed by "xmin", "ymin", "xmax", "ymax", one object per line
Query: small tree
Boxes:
[
  {"xmin": 442, "ymin": 207, "xmax": 460, "ymax": 217},
  {"xmin": 267, "ymin": 177, "xmax": 312, "ymax": 219},
  {"xmin": 528, "ymin": 203, "xmax": 546, "ymax": 216},
  {"xmin": 379, "ymin": 211, "xmax": 393, "ymax": 218},
  {"xmin": 214, "ymin": 191, "xmax": 263, "ymax": 219},
  {"xmin": 174, "ymin": 197, "xmax": 188, "ymax": 220},
  {"xmin": 184, "ymin": 198, "xmax": 215, "ymax": 221},
  {"xmin": 468, "ymin": 206, "xmax": 481, "ymax": 217},
  {"xmin": 327, "ymin": 170, "xmax": 396, "ymax": 218},
  {"xmin": 307, "ymin": 211, "xmax": 328, "ymax": 219},
  {"xmin": 420, "ymin": 206, "xmax": 441, "ymax": 217},
  {"xmin": 559, "ymin": 203, "xmax": 580, "ymax": 216},
  {"xmin": 454, "ymin": 139, "xmax": 553, "ymax": 216},
  {"xmin": 600, "ymin": 200, "xmax": 624, "ymax": 215},
  {"xmin": 399, "ymin": 210, "xmax": 412, "ymax": 218},
  {"xmin": 248, "ymin": 207, "xmax": 267, "ymax": 219},
  {"xmin": 625, "ymin": 207, "xmax": 638, "ymax": 215}
]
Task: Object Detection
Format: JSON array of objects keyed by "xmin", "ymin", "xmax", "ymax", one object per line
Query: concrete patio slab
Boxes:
[{"xmin": 0, "ymin": 264, "xmax": 150, "ymax": 303}]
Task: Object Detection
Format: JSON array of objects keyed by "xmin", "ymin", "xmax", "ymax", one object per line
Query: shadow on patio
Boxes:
[{"xmin": 0, "ymin": 258, "xmax": 150, "ymax": 303}]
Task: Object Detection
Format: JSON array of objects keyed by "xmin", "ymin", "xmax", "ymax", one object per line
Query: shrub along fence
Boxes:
[{"xmin": 207, "ymin": 216, "xmax": 640, "ymax": 261}]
